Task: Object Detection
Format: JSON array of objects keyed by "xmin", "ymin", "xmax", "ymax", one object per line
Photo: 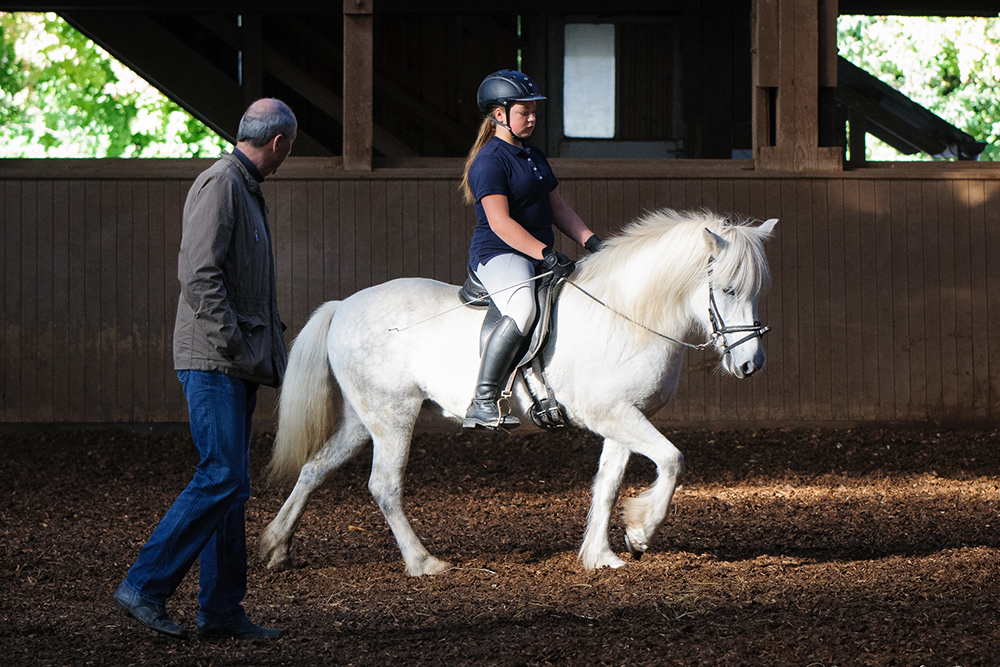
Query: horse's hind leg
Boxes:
[
  {"xmin": 367, "ymin": 423, "xmax": 451, "ymax": 577},
  {"xmin": 260, "ymin": 406, "xmax": 371, "ymax": 570}
]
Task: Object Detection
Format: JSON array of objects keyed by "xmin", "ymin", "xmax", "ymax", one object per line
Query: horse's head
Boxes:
[
  {"xmin": 696, "ymin": 218, "xmax": 777, "ymax": 378},
  {"xmin": 573, "ymin": 209, "xmax": 776, "ymax": 377}
]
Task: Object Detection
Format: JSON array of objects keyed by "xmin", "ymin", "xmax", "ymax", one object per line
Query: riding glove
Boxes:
[
  {"xmin": 541, "ymin": 246, "xmax": 575, "ymax": 281},
  {"xmin": 584, "ymin": 234, "xmax": 603, "ymax": 253}
]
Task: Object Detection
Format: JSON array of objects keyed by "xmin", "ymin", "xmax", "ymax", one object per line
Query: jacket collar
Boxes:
[{"xmin": 221, "ymin": 152, "xmax": 264, "ymax": 198}]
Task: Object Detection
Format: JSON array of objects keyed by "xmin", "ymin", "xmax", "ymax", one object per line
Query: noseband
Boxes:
[{"xmin": 707, "ymin": 282, "xmax": 771, "ymax": 357}]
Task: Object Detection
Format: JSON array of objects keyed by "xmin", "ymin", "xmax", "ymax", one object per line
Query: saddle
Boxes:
[{"xmin": 458, "ymin": 266, "xmax": 567, "ymax": 428}]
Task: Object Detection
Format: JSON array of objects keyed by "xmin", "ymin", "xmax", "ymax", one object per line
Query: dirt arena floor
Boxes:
[{"xmin": 2, "ymin": 423, "xmax": 999, "ymax": 666}]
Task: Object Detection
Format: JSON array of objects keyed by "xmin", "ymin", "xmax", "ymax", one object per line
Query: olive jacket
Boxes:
[{"xmin": 172, "ymin": 152, "xmax": 288, "ymax": 387}]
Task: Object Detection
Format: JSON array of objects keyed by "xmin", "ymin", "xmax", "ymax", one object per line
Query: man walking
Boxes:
[{"xmin": 115, "ymin": 98, "xmax": 296, "ymax": 640}]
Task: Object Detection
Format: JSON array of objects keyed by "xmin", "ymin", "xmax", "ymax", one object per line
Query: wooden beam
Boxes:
[
  {"xmin": 752, "ymin": 0, "xmax": 841, "ymax": 171},
  {"xmin": 343, "ymin": 0, "xmax": 374, "ymax": 171}
]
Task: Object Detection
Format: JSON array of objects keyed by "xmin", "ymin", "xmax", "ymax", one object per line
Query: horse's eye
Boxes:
[{"xmin": 721, "ymin": 287, "xmax": 737, "ymax": 297}]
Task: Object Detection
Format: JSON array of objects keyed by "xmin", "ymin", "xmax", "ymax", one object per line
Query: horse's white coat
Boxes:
[{"xmin": 260, "ymin": 210, "xmax": 776, "ymax": 575}]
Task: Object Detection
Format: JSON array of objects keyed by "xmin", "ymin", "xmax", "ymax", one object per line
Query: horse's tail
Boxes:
[{"xmin": 267, "ymin": 300, "xmax": 341, "ymax": 486}]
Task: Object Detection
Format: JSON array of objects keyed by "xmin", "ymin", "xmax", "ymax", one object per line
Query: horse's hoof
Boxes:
[
  {"xmin": 408, "ymin": 556, "xmax": 452, "ymax": 577},
  {"xmin": 625, "ymin": 533, "xmax": 646, "ymax": 559}
]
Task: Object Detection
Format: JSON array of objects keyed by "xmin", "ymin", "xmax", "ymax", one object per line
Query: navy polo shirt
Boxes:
[{"xmin": 467, "ymin": 136, "xmax": 558, "ymax": 269}]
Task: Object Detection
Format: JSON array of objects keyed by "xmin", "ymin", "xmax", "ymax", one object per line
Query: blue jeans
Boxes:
[{"xmin": 120, "ymin": 370, "xmax": 258, "ymax": 624}]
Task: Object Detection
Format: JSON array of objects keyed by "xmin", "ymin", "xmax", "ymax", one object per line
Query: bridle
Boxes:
[
  {"xmin": 705, "ymin": 281, "xmax": 771, "ymax": 356},
  {"xmin": 564, "ymin": 267, "xmax": 770, "ymax": 356}
]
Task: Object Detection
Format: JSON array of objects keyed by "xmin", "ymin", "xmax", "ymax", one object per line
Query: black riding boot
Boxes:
[{"xmin": 463, "ymin": 316, "xmax": 525, "ymax": 429}]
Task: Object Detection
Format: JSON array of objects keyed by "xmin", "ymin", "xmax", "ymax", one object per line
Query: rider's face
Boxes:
[
  {"xmin": 496, "ymin": 101, "xmax": 536, "ymax": 140},
  {"xmin": 508, "ymin": 102, "xmax": 536, "ymax": 138}
]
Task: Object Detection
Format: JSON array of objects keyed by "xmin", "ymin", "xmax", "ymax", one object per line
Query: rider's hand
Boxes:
[
  {"xmin": 584, "ymin": 234, "xmax": 603, "ymax": 253},
  {"xmin": 541, "ymin": 246, "xmax": 575, "ymax": 281}
]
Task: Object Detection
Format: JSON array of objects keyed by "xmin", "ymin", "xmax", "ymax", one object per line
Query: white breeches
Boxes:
[{"xmin": 475, "ymin": 253, "xmax": 537, "ymax": 335}]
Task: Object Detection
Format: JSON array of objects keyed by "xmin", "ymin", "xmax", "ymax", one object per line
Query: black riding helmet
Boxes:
[{"xmin": 476, "ymin": 69, "xmax": 546, "ymax": 139}]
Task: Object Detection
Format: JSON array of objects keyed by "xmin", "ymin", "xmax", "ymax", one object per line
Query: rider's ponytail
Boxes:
[{"xmin": 459, "ymin": 113, "xmax": 499, "ymax": 204}]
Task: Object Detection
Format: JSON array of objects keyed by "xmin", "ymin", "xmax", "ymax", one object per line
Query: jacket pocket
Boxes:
[{"xmin": 234, "ymin": 311, "xmax": 270, "ymax": 372}]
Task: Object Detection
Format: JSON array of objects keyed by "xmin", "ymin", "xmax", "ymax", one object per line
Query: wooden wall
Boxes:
[{"xmin": 3, "ymin": 158, "xmax": 999, "ymax": 426}]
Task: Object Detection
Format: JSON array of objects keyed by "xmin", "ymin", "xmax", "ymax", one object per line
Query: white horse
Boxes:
[{"xmin": 260, "ymin": 209, "xmax": 777, "ymax": 575}]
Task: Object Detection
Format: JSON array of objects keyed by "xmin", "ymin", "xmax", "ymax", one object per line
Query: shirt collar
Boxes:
[
  {"xmin": 492, "ymin": 135, "xmax": 532, "ymax": 158},
  {"xmin": 232, "ymin": 147, "xmax": 265, "ymax": 183}
]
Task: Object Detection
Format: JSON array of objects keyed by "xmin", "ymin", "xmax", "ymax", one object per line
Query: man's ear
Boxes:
[{"xmin": 269, "ymin": 134, "xmax": 284, "ymax": 153}]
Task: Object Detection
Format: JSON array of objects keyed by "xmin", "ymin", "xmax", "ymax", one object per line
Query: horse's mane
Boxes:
[{"xmin": 573, "ymin": 208, "xmax": 773, "ymax": 338}]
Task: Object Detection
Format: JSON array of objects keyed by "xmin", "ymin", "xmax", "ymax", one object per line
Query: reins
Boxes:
[
  {"xmin": 562, "ymin": 280, "xmax": 712, "ymax": 351},
  {"xmin": 390, "ymin": 267, "xmax": 770, "ymax": 358}
]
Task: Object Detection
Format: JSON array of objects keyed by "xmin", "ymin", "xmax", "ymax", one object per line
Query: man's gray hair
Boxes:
[{"xmin": 237, "ymin": 99, "xmax": 297, "ymax": 148}]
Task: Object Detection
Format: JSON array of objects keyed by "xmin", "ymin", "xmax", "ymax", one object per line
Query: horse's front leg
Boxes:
[
  {"xmin": 579, "ymin": 440, "xmax": 630, "ymax": 570},
  {"xmin": 583, "ymin": 408, "xmax": 685, "ymax": 567}
]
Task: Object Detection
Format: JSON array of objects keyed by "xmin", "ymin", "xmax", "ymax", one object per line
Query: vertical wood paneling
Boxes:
[
  {"xmin": 147, "ymin": 181, "xmax": 167, "ymax": 422},
  {"xmin": 951, "ymin": 180, "xmax": 975, "ymax": 420},
  {"xmin": 417, "ymin": 180, "xmax": 435, "ymax": 279},
  {"xmin": 164, "ymin": 180, "xmax": 186, "ymax": 421},
  {"xmin": 3, "ymin": 169, "xmax": 1000, "ymax": 426},
  {"xmin": 36, "ymin": 181, "xmax": 55, "ymax": 421},
  {"xmin": 807, "ymin": 180, "xmax": 831, "ymax": 421},
  {"xmin": 370, "ymin": 180, "xmax": 389, "ymax": 286},
  {"xmin": 305, "ymin": 181, "xmax": 326, "ymax": 315},
  {"xmin": 825, "ymin": 179, "xmax": 849, "ymax": 421},
  {"xmin": 776, "ymin": 179, "xmax": 799, "ymax": 420},
  {"xmin": 968, "ymin": 180, "xmax": 990, "ymax": 419},
  {"xmin": 83, "ymin": 181, "xmax": 101, "ymax": 419},
  {"xmin": 840, "ymin": 179, "xmax": 864, "ymax": 421},
  {"xmin": 889, "ymin": 182, "xmax": 911, "ymax": 419},
  {"xmin": 1, "ymin": 183, "xmax": 6, "ymax": 421},
  {"xmin": 402, "ymin": 181, "xmax": 420, "ymax": 278},
  {"xmin": 920, "ymin": 181, "xmax": 942, "ymax": 420},
  {"xmin": 432, "ymin": 181, "xmax": 452, "ymax": 283},
  {"xmin": 856, "ymin": 179, "xmax": 880, "ymax": 421},
  {"xmin": 117, "ymin": 182, "xmax": 135, "ymax": 421},
  {"xmin": 745, "ymin": 179, "xmax": 771, "ymax": 421},
  {"xmin": 450, "ymin": 182, "xmax": 470, "ymax": 284},
  {"xmin": 290, "ymin": 180, "xmax": 311, "ymax": 334},
  {"xmin": 904, "ymin": 181, "xmax": 927, "ymax": 420},
  {"xmin": 986, "ymin": 180, "xmax": 1000, "ymax": 421},
  {"xmin": 323, "ymin": 181, "xmax": 342, "ymax": 299},
  {"xmin": 355, "ymin": 180, "xmax": 374, "ymax": 288},
  {"xmin": 339, "ymin": 182, "xmax": 358, "ymax": 297},
  {"xmin": 51, "ymin": 181, "xmax": 70, "ymax": 421},
  {"xmin": 873, "ymin": 180, "xmax": 895, "ymax": 420},
  {"xmin": 132, "ymin": 182, "xmax": 150, "ymax": 421}
]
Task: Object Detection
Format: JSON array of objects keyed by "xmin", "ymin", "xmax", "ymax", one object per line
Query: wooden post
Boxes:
[
  {"xmin": 752, "ymin": 0, "xmax": 841, "ymax": 171},
  {"xmin": 343, "ymin": 0, "xmax": 373, "ymax": 171}
]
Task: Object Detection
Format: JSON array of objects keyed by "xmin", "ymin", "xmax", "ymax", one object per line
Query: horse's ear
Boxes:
[
  {"xmin": 703, "ymin": 227, "xmax": 724, "ymax": 253},
  {"xmin": 758, "ymin": 218, "xmax": 778, "ymax": 238}
]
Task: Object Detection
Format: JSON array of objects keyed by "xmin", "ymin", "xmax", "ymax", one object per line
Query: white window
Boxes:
[{"xmin": 563, "ymin": 24, "xmax": 616, "ymax": 139}]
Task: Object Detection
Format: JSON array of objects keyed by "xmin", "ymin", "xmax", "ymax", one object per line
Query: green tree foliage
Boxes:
[
  {"xmin": 0, "ymin": 12, "xmax": 229, "ymax": 157},
  {"xmin": 838, "ymin": 15, "xmax": 1000, "ymax": 161}
]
